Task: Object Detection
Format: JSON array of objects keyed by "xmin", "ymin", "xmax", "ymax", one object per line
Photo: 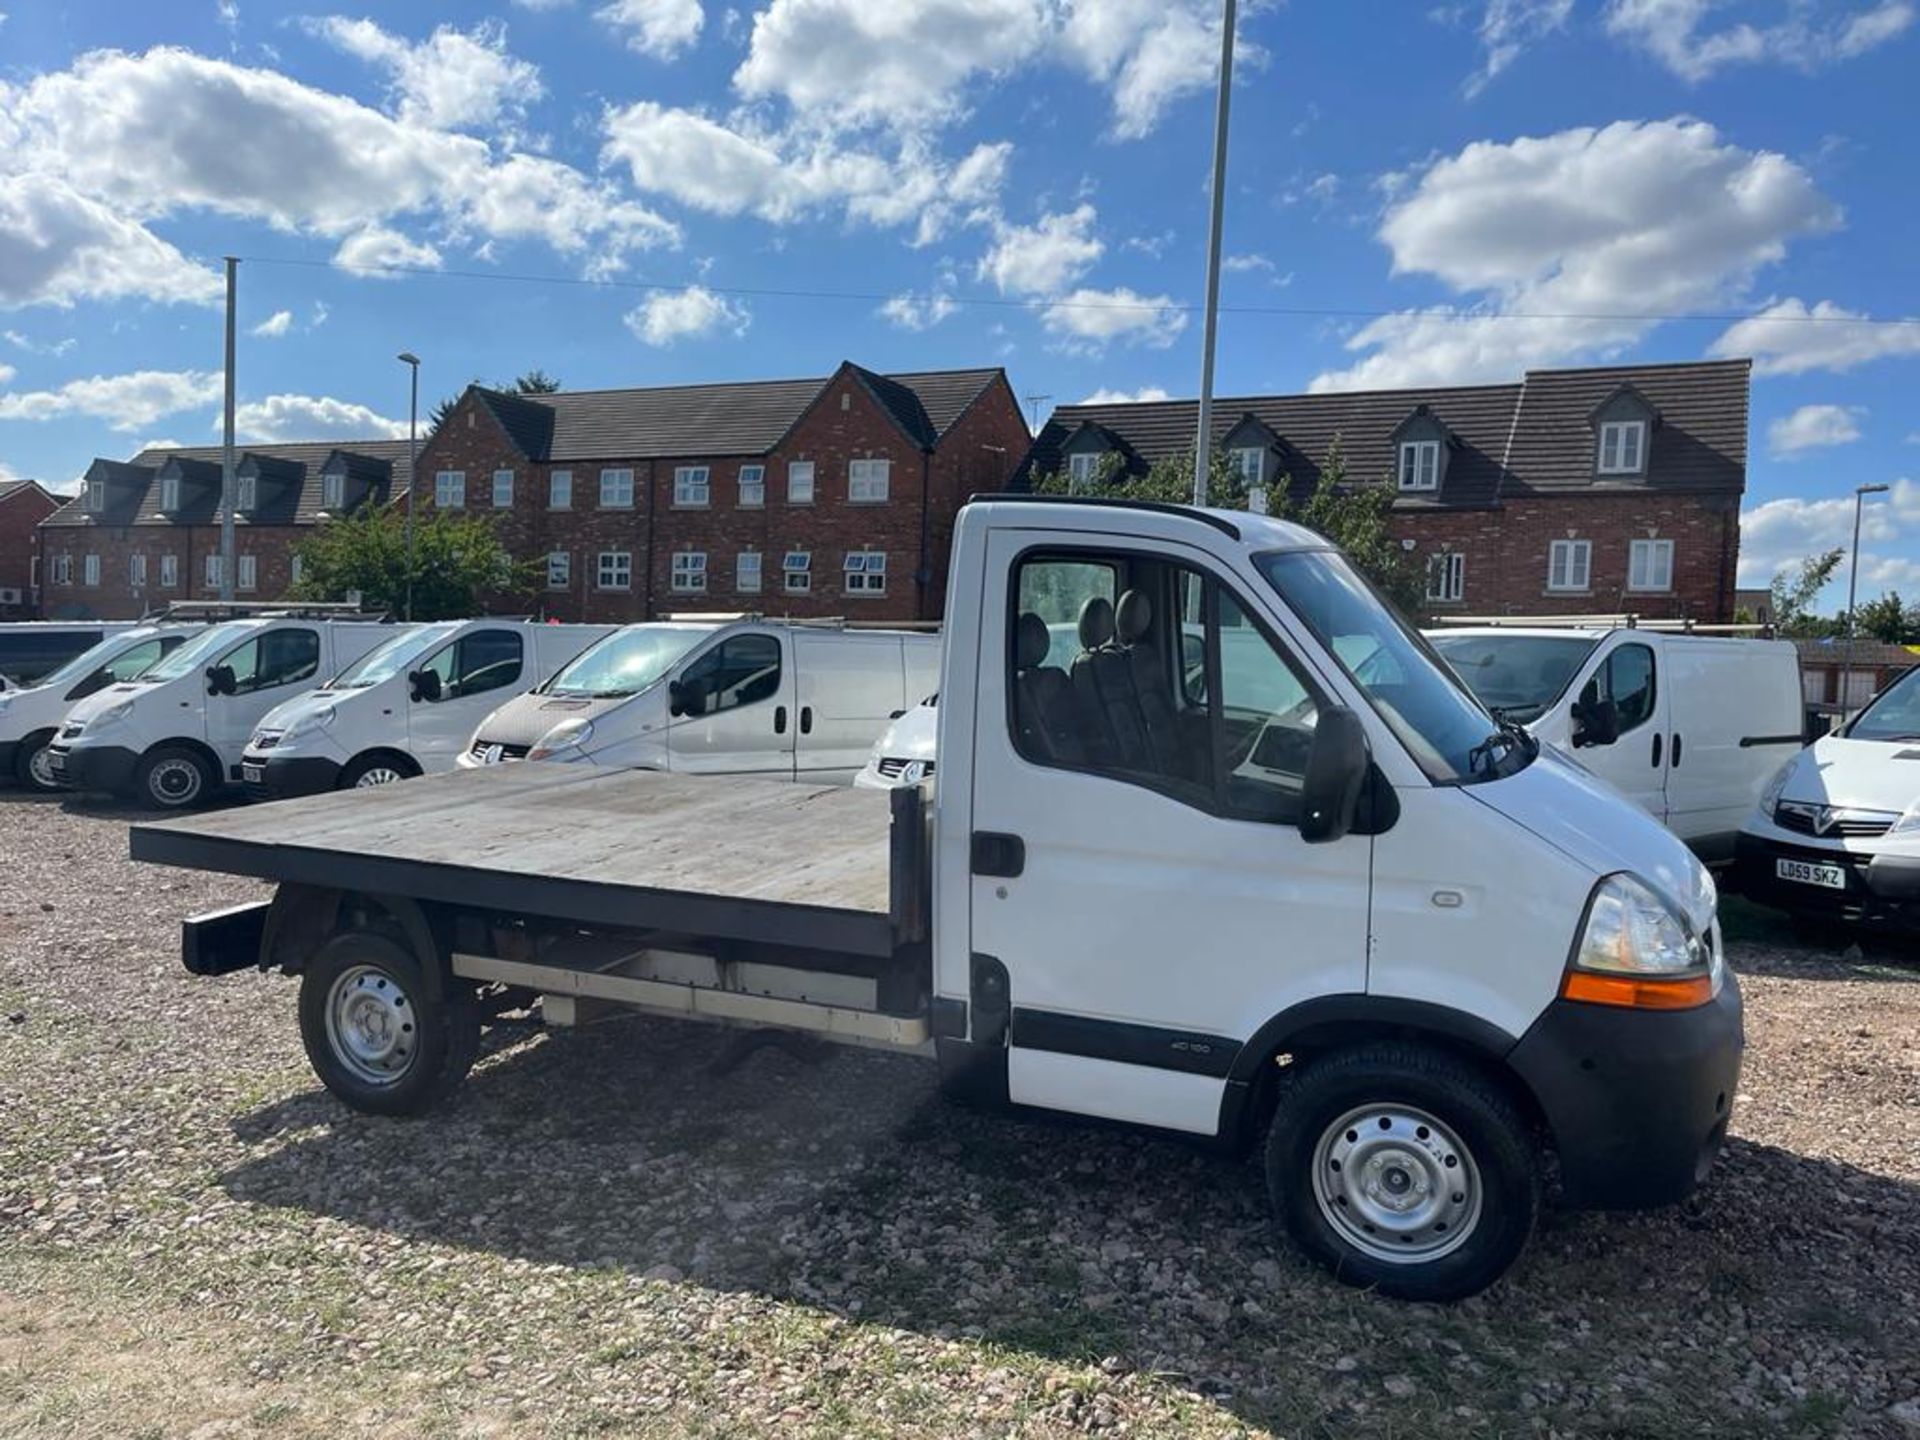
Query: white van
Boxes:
[
  {"xmin": 462, "ymin": 620, "xmax": 942, "ymax": 785},
  {"xmin": 854, "ymin": 694, "xmax": 939, "ymax": 789},
  {"xmin": 0, "ymin": 626, "xmax": 199, "ymax": 792},
  {"xmin": 240, "ymin": 620, "xmax": 615, "ymax": 798},
  {"xmin": 48, "ymin": 617, "xmax": 401, "ymax": 808},
  {"xmin": 0, "ymin": 621, "xmax": 137, "ymax": 688},
  {"xmin": 1427, "ymin": 627, "xmax": 1804, "ymax": 862}
]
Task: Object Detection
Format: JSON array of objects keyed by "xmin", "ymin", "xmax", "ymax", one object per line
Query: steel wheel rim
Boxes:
[
  {"xmin": 323, "ymin": 963, "xmax": 419, "ymax": 1086},
  {"xmin": 149, "ymin": 757, "xmax": 202, "ymax": 804},
  {"xmin": 354, "ymin": 765, "xmax": 406, "ymax": 788},
  {"xmin": 26, "ymin": 744, "xmax": 56, "ymax": 790},
  {"xmin": 1311, "ymin": 1103, "xmax": 1483, "ymax": 1264}
]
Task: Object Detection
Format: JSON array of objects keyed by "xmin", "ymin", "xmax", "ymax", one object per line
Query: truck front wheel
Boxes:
[
  {"xmin": 1265, "ymin": 1042, "xmax": 1539, "ymax": 1302},
  {"xmin": 297, "ymin": 932, "xmax": 479, "ymax": 1116}
]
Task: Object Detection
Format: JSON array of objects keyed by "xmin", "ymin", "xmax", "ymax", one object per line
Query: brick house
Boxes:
[
  {"xmin": 1024, "ymin": 359, "xmax": 1750, "ymax": 623},
  {"xmin": 37, "ymin": 440, "xmax": 414, "ymax": 620},
  {"xmin": 412, "ymin": 362, "xmax": 1029, "ymax": 623},
  {"xmin": 0, "ymin": 479, "xmax": 60, "ymax": 617}
]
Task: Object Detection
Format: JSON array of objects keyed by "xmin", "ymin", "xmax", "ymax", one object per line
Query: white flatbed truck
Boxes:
[{"xmin": 137, "ymin": 498, "xmax": 1743, "ymax": 1300}]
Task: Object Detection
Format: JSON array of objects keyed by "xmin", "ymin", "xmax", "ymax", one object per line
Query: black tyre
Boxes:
[
  {"xmin": 298, "ymin": 931, "xmax": 479, "ymax": 1116},
  {"xmin": 135, "ymin": 743, "xmax": 217, "ymax": 809},
  {"xmin": 339, "ymin": 751, "xmax": 421, "ymax": 790},
  {"xmin": 12, "ymin": 729, "xmax": 59, "ymax": 793},
  {"xmin": 1265, "ymin": 1042, "xmax": 1540, "ymax": 1302}
]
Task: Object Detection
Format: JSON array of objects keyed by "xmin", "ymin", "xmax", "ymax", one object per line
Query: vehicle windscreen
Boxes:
[
  {"xmin": 544, "ymin": 627, "xmax": 705, "ymax": 699},
  {"xmin": 1257, "ymin": 550, "xmax": 1521, "ymax": 783},
  {"xmin": 30, "ymin": 634, "xmax": 153, "ymax": 693},
  {"xmin": 1427, "ymin": 633, "xmax": 1599, "ymax": 723},
  {"xmin": 135, "ymin": 622, "xmax": 252, "ymax": 684},
  {"xmin": 329, "ymin": 624, "xmax": 457, "ymax": 689},
  {"xmin": 1846, "ymin": 665, "xmax": 1920, "ymax": 741}
]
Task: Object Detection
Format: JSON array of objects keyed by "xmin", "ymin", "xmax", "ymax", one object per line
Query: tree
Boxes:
[
  {"xmin": 1856, "ymin": 590, "xmax": 1912, "ymax": 644},
  {"xmin": 290, "ymin": 508, "xmax": 538, "ymax": 620},
  {"xmin": 1769, "ymin": 548, "xmax": 1844, "ymax": 638},
  {"xmin": 428, "ymin": 370, "xmax": 563, "ymax": 435}
]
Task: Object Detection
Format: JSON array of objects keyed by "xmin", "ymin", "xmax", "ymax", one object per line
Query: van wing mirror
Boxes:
[
  {"xmin": 667, "ymin": 679, "xmax": 687, "ymax": 717},
  {"xmin": 409, "ymin": 669, "xmax": 443, "ymax": 704},
  {"xmin": 1299, "ymin": 705, "xmax": 1369, "ymax": 844},
  {"xmin": 206, "ymin": 664, "xmax": 236, "ymax": 696},
  {"xmin": 1574, "ymin": 698, "xmax": 1620, "ymax": 748}
]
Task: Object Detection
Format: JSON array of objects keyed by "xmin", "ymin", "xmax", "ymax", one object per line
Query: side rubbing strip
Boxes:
[
  {"xmin": 1012, "ymin": 1007, "xmax": 1241, "ymax": 1079},
  {"xmin": 1738, "ymin": 734, "xmax": 1804, "ymax": 748}
]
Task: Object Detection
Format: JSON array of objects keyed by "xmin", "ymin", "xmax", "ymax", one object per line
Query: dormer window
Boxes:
[
  {"xmin": 1597, "ymin": 420, "xmax": 1646, "ymax": 475},
  {"xmin": 237, "ymin": 474, "xmax": 257, "ymax": 511},
  {"xmin": 321, "ymin": 469, "xmax": 345, "ymax": 510},
  {"xmin": 160, "ymin": 476, "xmax": 180, "ymax": 512},
  {"xmin": 85, "ymin": 478, "xmax": 105, "ymax": 513},
  {"xmin": 1067, "ymin": 452, "xmax": 1100, "ymax": 491},
  {"xmin": 1398, "ymin": 440, "xmax": 1440, "ymax": 492}
]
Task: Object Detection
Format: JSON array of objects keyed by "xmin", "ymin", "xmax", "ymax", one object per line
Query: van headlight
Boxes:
[
  {"xmin": 1888, "ymin": 798, "xmax": 1920, "ymax": 836},
  {"xmin": 1757, "ymin": 758, "xmax": 1796, "ymax": 818},
  {"xmin": 284, "ymin": 704, "xmax": 335, "ymax": 739},
  {"xmin": 1565, "ymin": 872, "xmax": 1717, "ymax": 1010},
  {"xmin": 528, "ymin": 718, "xmax": 593, "ymax": 761},
  {"xmin": 86, "ymin": 699, "xmax": 137, "ymax": 733}
]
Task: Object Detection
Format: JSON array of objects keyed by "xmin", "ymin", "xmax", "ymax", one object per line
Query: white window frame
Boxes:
[
  {"xmin": 670, "ymin": 550, "xmax": 708, "ymax": 594},
  {"xmin": 1426, "ymin": 551, "xmax": 1465, "ymax": 603},
  {"xmin": 736, "ymin": 551, "xmax": 763, "ymax": 593},
  {"xmin": 596, "ymin": 550, "xmax": 632, "ymax": 591},
  {"xmin": 160, "ymin": 553, "xmax": 179, "ymax": 588},
  {"xmin": 788, "ymin": 460, "xmax": 815, "ymax": 505},
  {"xmin": 129, "ymin": 553, "xmax": 147, "ymax": 588},
  {"xmin": 161, "ymin": 475, "xmax": 182, "ymax": 512},
  {"xmin": 1397, "ymin": 440, "xmax": 1440, "ymax": 492},
  {"xmin": 320, "ymin": 470, "xmax": 344, "ymax": 511},
  {"xmin": 289, "ymin": 554, "xmax": 303, "ymax": 586},
  {"xmin": 1598, "ymin": 420, "xmax": 1646, "ymax": 475},
  {"xmin": 673, "ymin": 466, "xmax": 710, "ymax": 508},
  {"xmin": 237, "ymin": 473, "xmax": 257, "ymax": 512},
  {"xmin": 546, "ymin": 551, "xmax": 571, "ymax": 591},
  {"xmin": 1628, "ymin": 537, "xmax": 1675, "ymax": 593},
  {"xmin": 843, "ymin": 550, "xmax": 887, "ymax": 596},
  {"xmin": 205, "ymin": 553, "xmax": 225, "ymax": 589},
  {"xmin": 738, "ymin": 464, "xmax": 765, "ymax": 508},
  {"xmin": 849, "ymin": 458, "xmax": 891, "ymax": 504},
  {"xmin": 1066, "ymin": 452, "xmax": 1099, "ymax": 492},
  {"xmin": 1547, "ymin": 539, "xmax": 1592, "ymax": 593},
  {"xmin": 237, "ymin": 554, "xmax": 257, "ymax": 592},
  {"xmin": 53, "ymin": 554, "xmax": 70, "ymax": 586},
  {"xmin": 1230, "ymin": 448, "xmax": 1265, "ymax": 485},
  {"xmin": 492, "ymin": 469, "xmax": 514, "ymax": 508},
  {"xmin": 600, "ymin": 468, "xmax": 635, "ymax": 509},
  {"xmin": 83, "ymin": 553, "xmax": 100, "ymax": 587},
  {"xmin": 782, "ymin": 550, "xmax": 812, "ymax": 594},
  {"xmin": 85, "ymin": 479, "xmax": 105, "ymax": 513},
  {"xmin": 434, "ymin": 470, "xmax": 465, "ymax": 509},
  {"xmin": 549, "ymin": 470, "xmax": 572, "ymax": 510}
]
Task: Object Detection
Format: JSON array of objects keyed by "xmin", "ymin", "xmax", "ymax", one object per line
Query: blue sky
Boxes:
[{"xmin": 0, "ymin": 0, "xmax": 1915, "ymax": 602}]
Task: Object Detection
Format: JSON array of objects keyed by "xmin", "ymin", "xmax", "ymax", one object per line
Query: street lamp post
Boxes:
[
  {"xmin": 397, "ymin": 352, "xmax": 420, "ymax": 622},
  {"xmin": 1842, "ymin": 480, "xmax": 1890, "ymax": 718}
]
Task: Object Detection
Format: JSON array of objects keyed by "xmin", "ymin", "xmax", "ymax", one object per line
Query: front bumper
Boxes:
[
  {"xmin": 0, "ymin": 739, "xmax": 18, "ymax": 777},
  {"xmin": 47, "ymin": 741, "xmax": 141, "ymax": 795},
  {"xmin": 242, "ymin": 752, "xmax": 341, "ymax": 801},
  {"xmin": 1733, "ymin": 831, "xmax": 1920, "ymax": 927},
  {"xmin": 1509, "ymin": 974, "xmax": 1743, "ymax": 1209}
]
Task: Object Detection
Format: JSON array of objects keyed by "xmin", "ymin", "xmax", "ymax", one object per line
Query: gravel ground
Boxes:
[{"xmin": 3, "ymin": 791, "xmax": 1920, "ymax": 1438}]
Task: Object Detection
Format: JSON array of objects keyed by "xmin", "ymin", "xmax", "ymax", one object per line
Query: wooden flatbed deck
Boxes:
[{"xmin": 130, "ymin": 765, "xmax": 911, "ymax": 957}]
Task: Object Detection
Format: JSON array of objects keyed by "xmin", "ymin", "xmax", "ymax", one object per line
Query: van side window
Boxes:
[
  {"xmin": 1580, "ymin": 643, "xmax": 1656, "ymax": 733},
  {"xmin": 423, "ymin": 630, "xmax": 525, "ymax": 700},
  {"xmin": 676, "ymin": 634, "xmax": 781, "ymax": 716},
  {"xmin": 1008, "ymin": 552, "xmax": 1321, "ymax": 823},
  {"xmin": 224, "ymin": 630, "xmax": 321, "ymax": 695}
]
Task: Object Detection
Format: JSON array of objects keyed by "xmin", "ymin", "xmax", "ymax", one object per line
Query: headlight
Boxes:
[
  {"xmin": 1567, "ymin": 872, "xmax": 1716, "ymax": 1009},
  {"xmin": 1757, "ymin": 758, "xmax": 1796, "ymax": 818},
  {"xmin": 528, "ymin": 718, "xmax": 593, "ymax": 761},
  {"xmin": 87, "ymin": 699, "xmax": 136, "ymax": 732},
  {"xmin": 1889, "ymin": 798, "xmax": 1920, "ymax": 836},
  {"xmin": 284, "ymin": 704, "xmax": 336, "ymax": 739},
  {"xmin": 0, "ymin": 695, "xmax": 13, "ymax": 716}
]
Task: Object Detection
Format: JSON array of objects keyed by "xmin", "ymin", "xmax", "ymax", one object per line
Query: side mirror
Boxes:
[
  {"xmin": 667, "ymin": 679, "xmax": 688, "ymax": 717},
  {"xmin": 1300, "ymin": 705, "xmax": 1369, "ymax": 844},
  {"xmin": 1573, "ymin": 698, "xmax": 1620, "ymax": 748},
  {"xmin": 409, "ymin": 669, "xmax": 443, "ymax": 704},
  {"xmin": 206, "ymin": 664, "xmax": 236, "ymax": 696}
]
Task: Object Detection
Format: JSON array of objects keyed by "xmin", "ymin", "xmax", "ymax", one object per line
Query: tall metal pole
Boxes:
[
  {"xmin": 1191, "ymin": 0, "xmax": 1239, "ymax": 506},
  {"xmin": 1842, "ymin": 481, "xmax": 1889, "ymax": 716},
  {"xmin": 399, "ymin": 352, "xmax": 420, "ymax": 622},
  {"xmin": 220, "ymin": 257, "xmax": 238, "ymax": 602}
]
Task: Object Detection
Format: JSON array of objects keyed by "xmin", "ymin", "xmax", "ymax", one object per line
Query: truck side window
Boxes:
[
  {"xmin": 433, "ymin": 630, "xmax": 524, "ymax": 700},
  {"xmin": 224, "ymin": 630, "xmax": 321, "ymax": 695},
  {"xmin": 677, "ymin": 634, "xmax": 781, "ymax": 716},
  {"xmin": 1580, "ymin": 643, "xmax": 1656, "ymax": 733}
]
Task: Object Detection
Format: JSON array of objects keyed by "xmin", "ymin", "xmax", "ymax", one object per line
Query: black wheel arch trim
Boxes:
[{"xmin": 1226, "ymin": 994, "xmax": 1519, "ymax": 1085}]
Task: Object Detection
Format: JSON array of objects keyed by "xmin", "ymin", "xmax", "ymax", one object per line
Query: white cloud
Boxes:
[
  {"xmin": 250, "ymin": 309, "xmax": 293, "ymax": 338},
  {"xmin": 4, "ymin": 329, "xmax": 76, "ymax": 356},
  {"xmin": 309, "ymin": 17, "xmax": 545, "ymax": 133},
  {"xmin": 1080, "ymin": 385, "xmax": 1170, "ymax": 403},
  {"xmin": 626, "ymin": 286, "xmax": 751, "ymax": 345},
  {"xmin": 1710, "ymin": 297, "xmax": 1920, "ymax": 375},
  {"xmin": 1313, "ymin": 118, "xmax": 1838, "ymax": 391},
  {"xmin": 598, "ymin": 0, "xmax": 704, "ymax": 57},
  {"xmin": 0, "ymin": 369, "xmax": 222, "ymax": 430},
  {"xmin": 1222, "ymin": 252, "xmax": 1272, "ymax": 273},
  {"xmin": 511, "ymin": 0, "xmax": 574, "ymax": 9},
  {"xmin": 1769, "ymin": 403, "xmax": 1865, "ymax": 456},
  {"xmin": 878, "ymin": 291, "xmax": 959, "ymax": 330},
  {"xmin": 1605, "ymin": 0, "xmax": 1915, "ymax": 80},
  {"xmin": 0, "ymin": 362, "xmax": 14, "ymax": 385},
  {"xmin": 1059, "ymin": 0, "xmax": 1261, "ymax": 140},
  {"xmin": 1736, "ymin": 482, "xmax": 1909, "ymax": 588},
  {"xmin": 0, "ymin": 172, "xmax": 222, "ymax": 309},
  {"xmin": 977, "ymin": 204, "xmax": 1103, "ymax": 296},
  {"xmin": 230, "ymin": 393, "xmax": 408, "ymax": 442},
  {"xmin": 1465, "ymin": 0, "xmax": 1573, "ymax": 94},
  {"xmin": 1043, "ymin": 286, "xmax": 1187, "ymax": 352},
  {"xmin": 333, "ymin": 224, "xmax": 444, "ymax": 274}
]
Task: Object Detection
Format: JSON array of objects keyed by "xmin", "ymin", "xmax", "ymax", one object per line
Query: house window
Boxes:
[
  {"xmin": 288, "ymin": 555, "xmax": 302, "ymax": 586},
  {"xmin": 161, "ymin": 476, "xmax": 182, "ymax": 512},
  {"xmin": 1598, "ymin": 420, "xmax": 1646, "ymax": 475},
  {"xmin": 547, "ymin": 551, "xmax": 570, "ymax": 590},
  {"xmin": 83, "ymin": 554, "xmax": 100, "ymax": 587},
  {"xmin": 596, "ymin": 550, "xmax": 632, "ymax": 591},
  {"xmin": 237, "ymin": 474, "xmax": 257, "ymax": 511},
  {"xmin": 434, "ymin": 470, "xmax": 465, "ymax": 509},
  {"xmin": 237, "ymin": 554, "xmax": 257, "ymax": 591},
  {"xmin": 492, "ymin": 469, "xmax": 514, "ymax": 508},
  {"xmin": 844, "ymin": 551, "xmax": 887, "ymax": 595},
  {"xmin": 205, "ymin": 553, "xmax": 225, "ymax": 589},
  {"xmin": 849, "ymin": 458, "xmax": 891, "ymax": 503},
  {"xmin": 670, "ymin": 551, "xmax": 708, "ymax": 594},
  {"xmin": 788, "ymin": 460, "xmax": 815, "ymax": 504},
  {"xmin": 1427, "ymin": 552, "xmax": 1465, "ymax": 603},
  {"xmin": 129, "ymin": 554, "xmax": 147, "ymax": 588},
  {"xmin": 1230, "ymin": 448, "xmax": 1265, "ymax": 485},
  {"xmin": 1548, "ymin": 539, "xmax": 1592, "ymax": 593},
  {"xmin": 600, "ymin": 468, "xmax": 634, "ymax": 509},
  {"xmin": 1628, "ymin": 538, "xmax": 1675, "ymax": 592},
  {"xmin": 782, "ymin": 550, "xmax": 812, "ymax": 594},
  {"xmin": 549, "ymin": 470, "xmax": 572, "ymax": 509},
  {"xmin": 320, "ymin": 470, "xmax": 343, "ymax": 511},
  {"xmin": 1398, "ymin": 440, "xmax": 1440, "ymax": 492},
  {"xmin": 738, "ymin": 465, "xmax": 765, "ymax": 508},
  {"xmin": 673, "ymin": 466, "xmax": 710, "ymax": 508},
  {"xmin": 85, "ymin": 479, "xmax": 104, "ymax": 513},
  {"xmin": 52, "ymin": 554, "xmax": 71, "ymax": 586},
  {"xmin": 737, "ymin": 551, "xmax": 763, "ymax": 593},
  {"xmin": 160, "ymin": 554, "xmax": 179, "ymax": 588},
  {"xmin": 1067, "ymin": 452, "xmax": 1100, "ymax": 492}
]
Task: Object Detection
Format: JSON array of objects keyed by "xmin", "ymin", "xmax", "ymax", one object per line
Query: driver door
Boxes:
[
  {"xmin": 665, "ymin": 632, "xmax": 796, "ymax": 775},
  {"xmin": 207, "ymin": 628, "xmax": 321, "ymax": 767},
  {"xmin": 1568, "ymin": 639, "xmax": 1669, "ymax": 820},
  {"xmin": 410, "ymin": 628, "xmax": 526, "ymax": 771}
]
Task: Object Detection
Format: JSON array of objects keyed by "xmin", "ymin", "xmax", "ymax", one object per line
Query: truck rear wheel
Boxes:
[
  {"xmin": 1265, "ymin": 1042, "xmax": 1539, "ymax": 1302},
  {"xmin": 297, "ymin": 931, "xmax": 479, "ymax": 1116}
]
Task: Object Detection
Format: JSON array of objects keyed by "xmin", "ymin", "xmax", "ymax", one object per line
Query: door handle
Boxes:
[
  {"xmin": 800, "ymin": 706, "xmax": 813, "ymax": 735},
  {"xmin": 1671, "ymin": 733, "xmax": 1682, "ymax": 768},
  {"xmin": 972, "ymin": 831, "xmax": 1025, "ymax": 878},
  {"xmin": 1651, "ymin": 733, "xmax": 1663, "ymax": 768},
  {"xmin": 774, "ymin": 705, "xmax": 787, "ymax": 734}
]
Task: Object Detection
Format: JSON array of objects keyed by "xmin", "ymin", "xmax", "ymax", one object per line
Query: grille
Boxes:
[
  {"xmin": 252, "ymin": 731, "xmax": 282, "ymax": 751},
  {"xmin": 1774, "ymin": 802, "xmax": 1894, "ymax": 840},
  {"xmin": 469, "ymin": 739, "xmax": 530, "ymax": 762},
  {"xmin": 876, "ymin": 756, "xmax": 934, "ymax": 780}
]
